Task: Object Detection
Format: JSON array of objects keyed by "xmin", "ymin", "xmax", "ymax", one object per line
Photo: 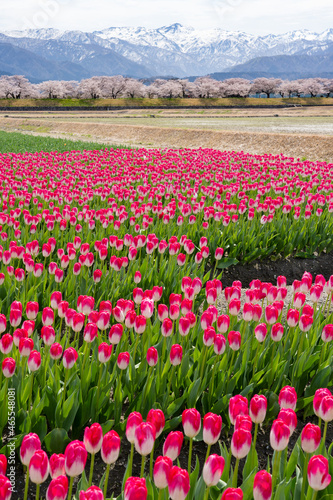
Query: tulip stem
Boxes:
[
  {"xmin": 150, "ymin": 443, "xmax": 155, "ymax": 479},
  {"xmin": 28, "ymin": 372, "xmax": 34, "ymax": 413},
  {"xmin": 252, "ymin": 423, "xmax": 258, "ymax": 463},
  {"xmin": 318, "ymin": 343, "xmax": 327, "ymax": 368},
  {"xmin": 272, "ymin": 450, "xmax": 281, "ymax": 494},
  {"xmin": 88, "ymin": 453, "xmax": 95, "ymax": 487},
  {"xmin": 140, "ymin": 455, "xmax": 146, "ymax": 478},
  {"xmin": 103, "ymin": 463, "xmax": 111, "ymax": 499},
  {"xmin": 157, "ymin": 489, "xmax": 163, "ymax": 500},
  {"xmin": 62, "ymin": 368, "xmax": 69, "ymax": 407},
  {"xmin": 205, "ymin": 444, "xmax": 211, "ymax": 462},
  {"xmin": 93, "ymin": 363, "xmax": 103, "ymax": 423},
  {"xmin": 23, "ymin": 468, "xmax": 29, "ymax": 500},
  {"xmin": 199, "ymin": 345, "xmax": 209, "ymax": 384},
  {"xmin": 252, "ymin": 343, "xmax": 261, "ymax": 376},
  {"xmin": 204, "ymin": 486, "xmax": 210, "ymax": 500},
  {"xmin": 301, "ymin": 453, "xmax": 309, "ymax": 500},
  {"xmin": 312, "ymin": 492, "xmax": 318, "ymax": 500},
  {"xmin": 188, "ymin": 437, "xmax": 193, "ymax": 474},
  {"xmin": 232, "ymin": 458, "xmax": 239, "ymax": 487},
  {"xmin": 269, "ymin": 342, "xmax": 277, "ymax": 386},
  {"xmin": 67, "ymin": 475, "xmax": 74, "ymax": 500},
  {"xmin": 128, "ymin": 442, "xmax": 134, "ymax": 477},
  {"xmin": 322, "ymin": 421, "xmax": 328, "ymax": 448}
]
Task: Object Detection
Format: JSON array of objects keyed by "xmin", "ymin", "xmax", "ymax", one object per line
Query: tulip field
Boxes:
[{"xmin": 0, "ymin": 146, "xmax": 332, "ymax": 499}]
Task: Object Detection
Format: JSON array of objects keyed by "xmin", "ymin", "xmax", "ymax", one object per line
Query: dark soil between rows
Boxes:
[{"xmin": 220, "ymin": 250, "xmax": 333, "ymax": 288}]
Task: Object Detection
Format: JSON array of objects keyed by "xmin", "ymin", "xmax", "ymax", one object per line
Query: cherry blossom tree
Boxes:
[
  {"xmin": 77, "ymin": 77, "xmax": 103, "ymax": 99},
  {"xmin": 37, "ymin": 80, "xmax": 78, "ymax": 99},
  {"xmin": 250, "ymin": 77, "xmax": 282, "ymax": 98},
  {"xmin": 219, "ymin": 78, "xmax": 251, "ymax": 98},
  {"xmin": 123, "ymin": 78, "xmax": 146, "ymax": 98},
  {"xmin": 193, "ymin": 77, "xmax": 220, "ymax": 98},
  {"xmin": 0, "ymin": 75, "xmax": 36, "ymax": 99}
]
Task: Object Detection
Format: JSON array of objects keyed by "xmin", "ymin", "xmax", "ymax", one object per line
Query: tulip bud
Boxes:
[
  {"xmin": 84, "ymin": 423, "xmax": 103, "ymax": 455},
  {"xmin": 221, "ymin": 487, "xmax": 244, "ymax": 499},
  {"xmin": 0, "ymin": 475, "xmax": 12, "ymax": 500},
  {"xmin": 229, "ymin": 395, "xmax": 249, "ymax": 425},
  {"xmin": 307, "ymin": 455, "xmax": 331, "ymax": 491},
  {"xmin": 134, "ymin": 422, "xmax": 156, "ymax": 456},
  {"xmin": 0, "ymin": 455, "xmax": 7, "ymax": 476},
  {"xmin": 270, "ymin": 419, "xmax": 290, "ymax": 451},
  {"xmin": 168, "ymin": 466, "xmax": 190, "ymax": 500},
  {"xmin": 278, "ymin": 386, "xmax": 297, "ymax": 411},
  {"xmin": 79, "ymin": 486, "xmax": 104, "ymax": 500},
  {"xmin": 146, "ymin": 346, "xmax": 158, "ymax": 366},
  {"xmin": 203, "ymin": 413, "xmax": 222, "ymax": 445},
  {"xmin": 124, "ymin": 477, "xmax": 147, "ymax": 500},
  {"xmin": 117, "ymin": 352, "xmax": 130, "ymax": 370},
  {"xmin": 253, "ymin": 470, "xmax": 272, "ymax": 500},
  {"xmin": 28, "ymin": 350, "xmax": 41, "ymax": 372},
  {"xmin": 170, "ymin": 344, "xmax": 182, "ymax": 366},
  {"xmin": 49, "ymin": 454, "xmax": 65, "ymax": 479},
  {"xmin": 29, "ymin": 450, "xmax": 49, "ymax": 484},
  {"xmin": 64, "ymin": 440, "xmax": 87, "ymax": 477},
  {"xmin": 2, "ymin": 357, "xmax": 16, "ymax": 378},
  {"xmin": 301, "ymin": 423, "xmax": 321, "ymax": 454},
  {"xmin": 278, "ymin": 409, "xmax": 297, "ymax": 434},
  {"xmin": 63, "ymin": 347, "xmax": 78, "ymax": 369},
  {"xmin": 250, "ymin": 395, "xmax": 267, "ymax": 424},
  {"xmin": 20, "ymin": 433, "xmax": 41, "ymax": 466},
  {"xmin": 153, "ymin": 456, "xmax": 173, "ymax": 489},
  {"xmin": 101, "ymin": 430, "xmax": 121, "ymax": 464},
  {"xmin": 163, "ymin": 431, "xmax": 183, "ymax": 461},
  {"xmin": 126, "ymin": 412, "xmax": 143, "ymax": 444},
  {"xmin": 147, "ymin": 409, "xmax": 165, "ymax": 438},
  {"xmin": 231, "ymin": 428, "xmax": 252, "ymax": 459},
  {"xmin": 98, "ymin": 343, "xmax": 112, "ymax": 363},
  {"xmin": 203, "ymin": 454, "xmax": 225, "ymax": 487},
  {"xmin": 182, "ymin": 408, "xmax": 201, "ymax": 438}
]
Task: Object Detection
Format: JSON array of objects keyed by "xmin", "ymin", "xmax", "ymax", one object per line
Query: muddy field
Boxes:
[{"xmin": 0, "ymin": 107, "xmax": 333, "ymax": 161}]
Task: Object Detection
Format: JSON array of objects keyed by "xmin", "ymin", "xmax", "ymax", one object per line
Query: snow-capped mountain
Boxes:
[{"xmin": 1, "ymin": 23, "xmax": 333, "ymax": 80}]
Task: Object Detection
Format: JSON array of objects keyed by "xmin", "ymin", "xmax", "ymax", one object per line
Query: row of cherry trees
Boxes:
[{"xmin": 1, "ymin": 74, "xmax": 333, "ymax": 99}]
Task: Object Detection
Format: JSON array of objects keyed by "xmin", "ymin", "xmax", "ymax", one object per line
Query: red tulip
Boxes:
[
  {"xmin": 203, "ymin": 454, "xmax": 225, "ymax": 487},
  {"xmin": 50, "ymin": 343, "xmax": 63, "ymax": 360},
  {"xmin": 0, "ymin": 474, "xmax": 12, "ymax": 500},
  {"xmin": 221, "ymin": 488, "xmax": 243, "ymax": 500},
  {"xmin": 64, "ymin": 440, "xmax": 87, "ymax": 477},
  {"xmin": 98, "ymin": 343, "xmax": 112, "ymax": 363},
  {"xmin": 79, "ymin": 486, "xmax": 104, "ymax": 500},
  {"xmin": 322, "ymin": 324, "xmax": 333, "ymax": 343},
  {"xmin": 231, "ymin": 428, "xmax": 252, "ymax": 459},
  {"xmin": 26, "ymin": 301, "xmax": 39, "ymax": 320},
  {"xmin": 0, "ymin": 455, "xmax": 7, "ymax": 475},
  {"xmin": 229, "ymin": 395, "xmax": 249, "ymax": 425},
  {"xmin": 170, "ymin": 344, "xmax": 183, "ymax": 365},
  {"xmin": 182, "ymin": 408, "xmax": 201, "ymax": 438},
  {"xmin": 46, "ymin": 475, "xmax": 68, "ymax": 500},
  {"xmin": 278, "ymin": 409, "xmax": 297, "ymax": 434},
  {"xmin": 250, "ymin": 395, "xmax": 267, "ymax": 424},
  {"xmin": 84, "ymin": 423, "xmax": 103, "ymax": 454},
  {"xmin": 278, "ymin": 386, "xmax": 297, "ymax": 410},
  {"xmin": 153, "ymin": 456, "xmax": 173, "ymax": 489},
  {"xmin": 162, "ymin": 318, "xmax": 173, "ymax": 337},
  {"xmin": 228, "ymin": 330, "xmax": 241, "ymax": 351},
  {"xmin": 2, "ymin": 357, "xmax": 16, "ymax": 378},
  {"xmin": 29, "ymin": 449, "xmax": 49, "ymax": 484},
  {"xmin": 234, "ymin": 415, "xmax": 252, "ymax": 432},
  {"xmin": 49, "ymin": 454, "xmax": 65, "ymax": 479},
  {"xmin": 313, "ymin": 388, "xmax": 332, "ymax": 416},
  {"xmin": 134, "ymin": 422, "xmax": 156, "ymax": 456},
  {"xmin": 146, "ymin": 346, "xmax": 158, "ymax": 366},
  {"xmin": 101, "ymin": 430, "xmax": 121, "ymax": 464},
  {"xmin": 83, "ymin": 323, "xmax": 98, "ymax": 343},
  {"xmin": 253, "ymin": 470, "xmax": 272, "ymax": 500},
  {"xmin": 286, "ymin": 309, "xmax": 299, "ymax": 327},
  {"xmin": 57, "ymin": 343, "xmax": 75, "ymax": 367},
  {"xmin": 28, "ymin": 350, "xmax": 41, "ymax": 372},
  {"xmin": 147, "ymin": 409, "xmax": 165, "ymax": 438},
  {"xmin": 117, "ymin": 351, "xmax": 130, "ymax": 370},
  {"xmin": 271, "ymin": 323, "xmax": 284, "ymax": 341},
  {"xmin": 126, "ymin": 412, "xmax": 143, "ymax": 444},
  {"xmin": 254, "ymin": 324, "xmax": 267, "ymax": 343},
  {"xmin": 317, "ymin": 394, "xmax": 333, "ymax": 422},
  {"xmin": 168, "ymin": 466, "xmax": 190, "ymax": 500},
  {"xmin": 163, "ymin": 431, "xmax": 184, "ymax": 461},
  {"xmin": 301, "ymin": 423, "xmax": 321, "ymax": 453},
  {"xmin": 307, "ymin": 455, "xmax": 331, "ymax": 491},
  {"xmin": 203, "ymin": 413, "xmax": 222, "ymax": 445},
  {"xmin": 0, "ymin": 334, "xmax": 13, "ymax": 355},
  {"xmin": 270, "ymin": 419, "xmax": 290, "ymax": 451},
  {"xmin": 124, "ymin": 477, "xmax": 147, "ymax": 500}
]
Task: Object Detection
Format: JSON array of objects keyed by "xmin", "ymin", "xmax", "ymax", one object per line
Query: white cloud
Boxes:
[{"xmin": 0, "ymin": 0, "xmax": 332, "ymax": 34}]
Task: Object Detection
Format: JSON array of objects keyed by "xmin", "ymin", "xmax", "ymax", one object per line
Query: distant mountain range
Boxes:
[{"xmin": 1, "ymin": 24, "xmax": 333, "ymax": 81}]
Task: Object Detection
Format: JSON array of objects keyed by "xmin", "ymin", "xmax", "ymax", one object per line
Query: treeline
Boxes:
[{"xmin": 1, "ymin": 75, "xmax": 333, "ymax": 99}]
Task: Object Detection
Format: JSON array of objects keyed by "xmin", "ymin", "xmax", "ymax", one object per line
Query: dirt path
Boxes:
[{"xmin": 1, "ymin": 116, "xmax": 333, "ymax": 162}]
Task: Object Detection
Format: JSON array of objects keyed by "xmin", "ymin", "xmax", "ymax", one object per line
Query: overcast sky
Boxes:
[{"xmin": 2, "ymin": 0, "xmax": 333, "ymax": 34}]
